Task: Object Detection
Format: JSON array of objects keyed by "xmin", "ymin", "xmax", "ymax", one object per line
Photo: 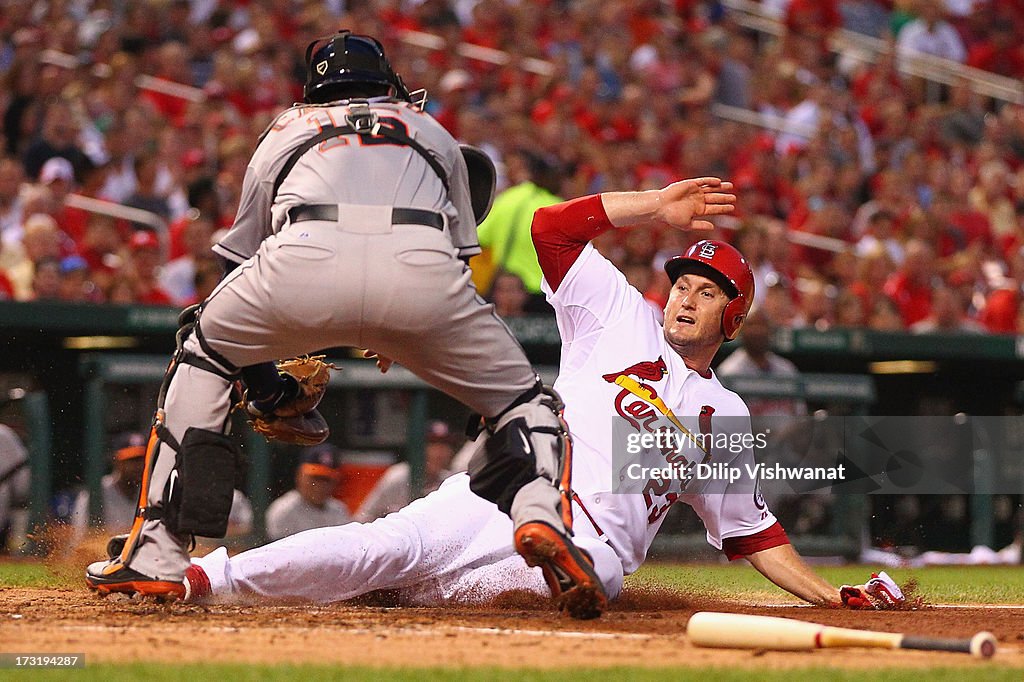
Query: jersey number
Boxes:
[
  {"xmin": 644, "ymin": 404, "xmax": 715, "ymax": 524},
  {"xmin": 305, "ymin": 111, "xmax": 411, "ymax": 152}
]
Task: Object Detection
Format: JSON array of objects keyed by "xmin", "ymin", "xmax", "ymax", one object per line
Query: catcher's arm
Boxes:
[{"xmin": 239, "ymin": 356, "xmax": 338, "ymax": 445}]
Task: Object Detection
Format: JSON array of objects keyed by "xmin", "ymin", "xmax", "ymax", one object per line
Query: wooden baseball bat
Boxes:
[{"xmin": 687, "ymin": 612, "xmax": 997, "ymax": 659}]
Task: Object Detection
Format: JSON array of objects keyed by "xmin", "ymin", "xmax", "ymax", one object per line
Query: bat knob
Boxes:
[{"xmin": 969, "ymin": 632, "xmax": 997, "ymax": 659}]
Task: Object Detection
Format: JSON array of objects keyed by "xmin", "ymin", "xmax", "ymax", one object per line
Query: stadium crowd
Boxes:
[{"xmin": 1, "ymin": 0, "xmax": 1024, "ymax": 334}]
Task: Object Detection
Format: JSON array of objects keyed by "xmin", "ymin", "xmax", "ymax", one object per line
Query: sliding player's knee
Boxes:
[{"xmin": 574, "ymin": 536, "xmax": 624, "ymax": 600}]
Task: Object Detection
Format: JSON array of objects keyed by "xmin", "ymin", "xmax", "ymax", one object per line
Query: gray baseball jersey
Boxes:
[{"xmin": 214, "ymin": 98, "xmax": 480, "ymax": 265}]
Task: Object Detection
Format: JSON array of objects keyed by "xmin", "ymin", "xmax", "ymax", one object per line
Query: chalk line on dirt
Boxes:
[{"xmin": 47, "ymin": 622, "xmax": 657, "ymax": 641}]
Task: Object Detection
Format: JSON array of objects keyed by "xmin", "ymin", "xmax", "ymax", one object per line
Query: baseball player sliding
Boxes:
[
  {"xmin": 87, "ymin": 30, "xmax": 605, "ymax": 618},
  {"xmin": 179, "ymin": 178, "xmax": 902, "ymax": 612}
]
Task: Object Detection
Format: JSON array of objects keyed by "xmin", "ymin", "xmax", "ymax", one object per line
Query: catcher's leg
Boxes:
[
  {"xmin": 465, "ymin": 385, "xmax": 607, "ymax": 619},
  {"xmin": 86, "ymin": 312, "xmax": 242, "ymax": 598}
]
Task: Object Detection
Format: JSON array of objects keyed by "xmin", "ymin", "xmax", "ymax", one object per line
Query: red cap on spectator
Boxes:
[
  {"xmin": 981, "ymin": 288, "xmax": 1019, "ymax": 334},
  {"xmin": 129, "ymin": 231, "xmax": 160, "ymax": 251},
  {"xmin": 181, "ymin": 149, "xmax": 206, "ymax": 169}
]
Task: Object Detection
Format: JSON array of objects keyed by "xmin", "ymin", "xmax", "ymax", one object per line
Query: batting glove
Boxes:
[{"xmin": 840, "ymin": 571, "xmax": 905, "ymax": 609}]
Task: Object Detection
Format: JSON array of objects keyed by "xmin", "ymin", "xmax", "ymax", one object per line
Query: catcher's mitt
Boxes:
[{"xmin": 240, "ymin": 356, "xmax": 338, "ymax": 445}]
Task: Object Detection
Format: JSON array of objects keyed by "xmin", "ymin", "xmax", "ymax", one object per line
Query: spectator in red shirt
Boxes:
[
  {"xmin": 883, "ymin": 239, "xmax": 936, "ymax": 327},
  {"xmin": 141, "ymin": 42, "xmax": 193, "ymax": 126},
  {"xmin": 849, "ymin": 246, "xmax": 895, "ymax": 321},
  {"xmin": 0, "ymin": 234, "xmax": 14, "ymax": 300},
  {"xmin": 967, "ymin": 22, "xmax": 1024, "ymax": 79},
  {"xmin": 432, "ymin": 69, "xmax": 474, "ymax": 137},
  {"xmin": 909, "ymin": 283, "xmax": 985, "ymax": 334},
  {"xmin": 0, "ymin": 270, "xmax": 13, "ymax": 300},
  {"xmin": 785, "ymin": 0, "xmax": 842, "ymax": 47},
  {"xmin": 78, "ymin": 214, "xmax": 125, "ymax": 285},
  {"xmin": 981, "ymin": 287, "xmax": 1019, "ymax": 334},
  {"xmin": 930, "ymin": 192, "xmax": 992, "ymax": 257},
  {"xmin": 37, "ymin": 157, "xmax": 92, "ymax": 245},
  {"xmin": 125, "ymin": 230, "xmax": 173, "ymax": 306}
]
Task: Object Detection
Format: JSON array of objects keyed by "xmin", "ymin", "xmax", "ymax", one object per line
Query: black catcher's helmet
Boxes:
[{"xmin": 303, "ymin": 30, "xmax": 412, "ymax": 104}]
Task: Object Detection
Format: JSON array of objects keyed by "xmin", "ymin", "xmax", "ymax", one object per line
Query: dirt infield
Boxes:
[{"xmin": 1, "ymin": 583, "xmax": 1022, "ymax": 670}]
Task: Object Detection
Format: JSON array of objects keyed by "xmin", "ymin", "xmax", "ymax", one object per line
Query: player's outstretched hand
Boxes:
[
  {"xmin": 840, "ymin": 571, "xmax": 905, "ymax": 610},
  {"xmin": 362, "ymin": 349, "xmax": 394, "ymax": 374},
  {"xmin": 654, "ymin": 177, "xmax": 736, "ymax": 232}
]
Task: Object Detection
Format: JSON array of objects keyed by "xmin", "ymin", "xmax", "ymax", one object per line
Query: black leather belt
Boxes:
[{"xmin": 288, "ymin": 204, "xmax": 445, "ymax": 230}]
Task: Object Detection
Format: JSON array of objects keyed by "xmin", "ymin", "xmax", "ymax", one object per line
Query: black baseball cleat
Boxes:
[
  {"xmin": 85, "ymin": 560, "xmax": 185, "ymax": 601},
  {"xmin": 514, "ymin": 521, "xmax": 608, "ymax": 620}
]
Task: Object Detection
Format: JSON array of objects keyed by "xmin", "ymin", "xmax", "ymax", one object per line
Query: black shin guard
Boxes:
[
  {"xmin": 468, "ymin": 417, "xmax": 537, "ymax": 514},
  {"xmin": 162, "ymin": 427, "xmax": 245, "ymax": 538}
]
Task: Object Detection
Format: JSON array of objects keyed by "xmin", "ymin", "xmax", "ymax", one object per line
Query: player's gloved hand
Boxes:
[
  {"xmin": 362, "ymin": 349, "xmax": 394, "ymax": 374},
  {"xmin": 840, "ymin": 571, "xmax": 905, "ymax": 610},
  {"xmin": 240, "ymin": 356, "xmax": 337, "ymax": 445}
]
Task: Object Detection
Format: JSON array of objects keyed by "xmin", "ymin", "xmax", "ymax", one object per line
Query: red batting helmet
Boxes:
[{"xmin": 663, "ymin": 240, "xmax": 754, "ymax": 340}]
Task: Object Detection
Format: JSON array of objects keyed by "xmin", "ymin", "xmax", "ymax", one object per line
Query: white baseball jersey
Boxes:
[
  {"xmin": 213, "ymin": 98, "xmax": 480, "ymax": 265},
  {"xmin": 544, "ymin": 243, "xmax": 777, "ymax": 574}
]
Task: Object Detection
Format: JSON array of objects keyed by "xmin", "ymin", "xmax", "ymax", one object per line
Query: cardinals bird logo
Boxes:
[
  {"xmin": 601, "ymin": 357, "xmax": 668, "ymax": 384},
  {"xmin": 603, "ymin": 357, "xmax": 681, "ymax": 433},
  {"xmin": 604, "ymin": 356, "xmax": 710, "ymax": 458}
]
